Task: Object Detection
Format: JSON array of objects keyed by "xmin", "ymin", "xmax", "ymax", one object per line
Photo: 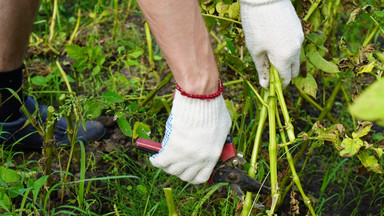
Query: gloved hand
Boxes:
[
  {"xmin": 150, "ymin": 90, "xmax": 231, "ymax": 184},
  {"xmin": 240, "ymin": 0, "xmax": 304, "ymax": 88}
]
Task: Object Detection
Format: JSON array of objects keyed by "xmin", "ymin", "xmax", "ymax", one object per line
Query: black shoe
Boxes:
[{"xmin": 1, "ymin": 97, "xmax": 106, "ymax": 150}]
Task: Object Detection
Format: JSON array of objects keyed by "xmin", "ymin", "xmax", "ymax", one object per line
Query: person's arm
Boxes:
[
  {"xmin": 136, "ymin": 0, "xmax": 219, "ymax": 95},
  {"xmin": 136, "ymin": 0, "xmax": 231, "ymax": 184}
]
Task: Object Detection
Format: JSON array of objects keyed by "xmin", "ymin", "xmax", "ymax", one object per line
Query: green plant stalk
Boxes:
[
  {"xmin": 303, "ymin": 0, "xmax": 322, "ymax": 22},
  {"xmin": 271, "ymin": 66, "xmax": 295, "ymax": 142},
  {"xmin": 268, "ymin": 68, "xmax": 279, "ymax": 215},
  {"xmin": 280, "ymin": 74, "xmax": 344, "ymax": 203},
  {"xmin": 163, "ymin": 188, "xmax": 178, "ymax": 216},
  {"xmin": 44, "ymin": 106, "xmax": 55, "ymax": 188},
  {"xmin": 68, "ymin": 9, "xmax": 81, "ymax": 44},
  {"xmin": 77, "ymin": 141, "xmax": 86, "ymax": 209},
  {"xmin": 296, "ymin": 85, "xmax": 338, "ymax": 123},
  {"xmin": 48, "ymin": 0, "xmax": 58, "ymax": 43},
  {"xmin": 238, "ymin": 95, "xmax": 251, "ymax": 153},
  {"xmin": 59, "ymin": 94, "xmax": 80, "ymax": 203},
  {"xmin": 275, "ymin": 109, "xmax": 316, "ymax": 216},
  {"xmin": 139, "ymin": 72, "xmax": 173, "ymax": 107},
  {"xmin": 362, "ymin": 22, "xmax": 379, "ymax": 47},
  {"xmin": 241, "ymin": 90, "xmax": 269, "ymax": 216},
  {"xmin": 201, "ymin": 13, "xmax": 241, "ymax": 25},
  {"xmin": 112, "ymin": 0, "xmax": 119, "ymax": 41},
  {"xmin": 56, "ymin": 60, "xmax": 79, "ymax": 121}
]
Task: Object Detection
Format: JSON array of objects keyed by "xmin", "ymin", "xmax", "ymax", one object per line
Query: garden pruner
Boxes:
[{"xmin": 135, "ymin": 135, "xmax": 270, "ymax": 200}]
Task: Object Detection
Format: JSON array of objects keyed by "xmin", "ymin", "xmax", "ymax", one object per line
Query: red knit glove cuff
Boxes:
[{"xmin": 174, "ymin": 79, "xmax": 223, "ymax": 100}]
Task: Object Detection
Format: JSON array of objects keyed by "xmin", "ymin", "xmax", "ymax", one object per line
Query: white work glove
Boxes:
[
  {"xmin": 150, "ymin": 90, "xmax": 231, "ymax": 184},
  {"xmin": 240, "ymin": 0, "xmax": 304, "ymax": 88}
]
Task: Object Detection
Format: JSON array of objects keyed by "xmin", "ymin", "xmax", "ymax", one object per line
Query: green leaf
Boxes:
[
  {"xmin": 0, "ymin": 167, "xmax": 21, "ymax": 184},
  {"xmin": 357, "ymin": 150, "xmax": 383, "ymax": 174},
  {"xmin": 293, "ymin": 73, "xmax": 318, "ymax": 98},
  {"xmin": 65, "ymin": 44, "xmax": 85, "ymax": 61},
  {"xmin": 349, "ymin": 78, "xmax": 384, "ymax": 126},
  {"xmin": 225, "ymin": 99, "xmax": 238, "ymax": 120},
  {"xmin": 128, "ymin": 47, "xmax": 144, "ymax": 59},
  {"xmin": 136, "ymin": 184, "xmax": 147, "ymax": 195},
  {"xmin": 133, "ymin": 121, "xmax": 151, "ymax": 139},
  {"xmin": 102, "ymin": 91, "xmax": 124, "ymax": 103},
  {"xmin": 216, "ymin": 2, "xmax": 229, "ymax": 16},
  {"xmin": 32, "ymin": 175, "xmax": 49, "ymax": 203},
  {"xmin": 339, "ymin": 137, "xmax": 363, "ymax": 157},
  {"xmin": 117, "ymin": 118, "xmax": 133, "ymax": 137},
  {"xmin": 31, "ymin": 76, "xmax": 48, "ymax": 86},
  {"xmin": 0, "ymin": 189, "xmax": 11, "ymax": 211},
  {"xmin": 228, "ymin": 2, "xmax": 240, "ymax": 19},
  {"xmin": 306, "ymin": 45, "xmax": 340, "ymax": 73},
  {"xmin": 84, "ymin": 100, "xmax": 105, "ymax": 118}
]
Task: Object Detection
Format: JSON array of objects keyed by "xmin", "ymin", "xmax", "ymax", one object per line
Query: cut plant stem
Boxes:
[
  {"xmin": 275, "ymin": 108, "xmax": 316, "ymax": 216},
  {"xmin": 139, "ymin": 72, "xmax": 173, "ymax": 107},
  {"xmin": 241, "ymin": 90, "xmax": 269, "ymax": 216},
  {"xmin": 163, "ymin": 188, "xmax": 178, "ymax": 216},
  {"xmin": 268, "ymin": 66, "xmax": 279, "ymax": 215},
  {"xmin": 271, "ymin": 66, "xmax": 295, "ymax": 142}
]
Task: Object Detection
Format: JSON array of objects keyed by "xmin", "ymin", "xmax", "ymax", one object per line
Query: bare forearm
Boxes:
[{"xmin": 137, "ymin": 0, "xmax": 219, "ymax": 95}]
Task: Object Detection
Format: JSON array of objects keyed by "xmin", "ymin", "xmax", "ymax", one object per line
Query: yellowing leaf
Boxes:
[
  {"xmin": 358, "ymin": 61, "xmax": 375, "ymax": 74},
  {"xmin": 216, "ymin": 2, "xmax": 229, "ymax": 16},
  {"xmin": 340, "ymin": 137, "xmax": 363, "ymax": 157},
  {"xmin": 293, "ymin": 73, "xmax": 318, "ymax": 98},
  {"xmin": 352, "ymin": 121, "xmax": 372, "ymax": 139},
  {"xmin": 357, "ymin": 150, "xmax": 383, "ymax": 174},
  {"xmin": 228, "ymin": 2, "xmax": 240, "ymax": 19}
]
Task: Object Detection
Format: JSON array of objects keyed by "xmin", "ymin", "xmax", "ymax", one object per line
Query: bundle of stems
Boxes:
[{"xmin": 241, "ymin": 66, "xmax": 316, "ymax": 216}]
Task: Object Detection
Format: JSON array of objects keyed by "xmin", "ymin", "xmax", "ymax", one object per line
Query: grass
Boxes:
[{"xmin": 1, "ymin": 0, "xmax": 384, "ymax": 215}]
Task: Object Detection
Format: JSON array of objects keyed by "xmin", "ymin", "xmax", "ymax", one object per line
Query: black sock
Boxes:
[{"xmin": 0, "ymin": 66, "xmax": 24, "ymax": 122}]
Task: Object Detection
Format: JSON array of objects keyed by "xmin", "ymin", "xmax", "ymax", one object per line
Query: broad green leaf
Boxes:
[
  {"xmin": 216, "ymin": 2, "xmax": 229, "ymax": 16},
  {"xmin": 31, "ymin": 76, "xmax": 48, "ymax": 86},
  {"xmin": 352, "ymin": 121, "xmax": 372, "ymax": 139},
  {"xmin": 117, "ymin": 117, "xmax": 133, "ymax": 137},
  {"xmin": 128, "ymin": 47, "xmax": 144, "ymax": 59},
  {"xmin": 228, "ymin": 2, "xmax": 240, "ymax": 19},
  {"xmin": 293, "ymin": 73, "xmax": 318, "ymax": 98},
  {"xmin": 306, "ymin": 45, "xmax": 340, "ymax": 73},
  {"xmin": 225, "ymin": 99, "xmax": 238, "ymax": 120},
  {"xmin": 136, "ymin": 184, "xmax": 147, "ymax": 195},
  {"xmin": 357, "ymin": 150, "xmax": 383, "ymax": 174},
  {"xmin": 349, "ymin": 78, "xmax": 384, "ymax": 126},
  {"xmin": 0, "ymin": 167, "xmax": 21, "ymax": 184},
  {"xmin": 65, "ymin": 44, "xmax": 85, "ymax": 61},
  {"xmin": 339, "ymin": 137, "xmax": 363, "ymax": 157},
  {"xmin": 133, "ymin": 122, "xmax": 151, "ymax": 139},
  {"xmin": 102, "ymin": 91, "xmax": 124, "ymax": 103},
  {"xmin": 32, "ymin": 175, "xmax": 49, "ymax": 203},
  {"xmin": 0, "ymin": 189, "xmax": 11, "ymax": 210},
  {"xmin": 84, "ymin": 101, "xmax": 105, "ymax": 118}
]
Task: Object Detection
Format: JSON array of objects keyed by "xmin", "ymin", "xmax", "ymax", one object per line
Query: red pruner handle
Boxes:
[
  {"xmin": 220, "ymin": 136, "xmax": 236, "ymax": 162},
  {"xmin": 136, "ymin": 138, "xmax": 162, "ymax": 154}
]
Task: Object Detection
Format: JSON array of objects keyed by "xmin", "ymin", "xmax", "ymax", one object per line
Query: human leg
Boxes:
[{"xmin": 0, "ymin": 1, "xmax": 105, "ymax": 149}]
